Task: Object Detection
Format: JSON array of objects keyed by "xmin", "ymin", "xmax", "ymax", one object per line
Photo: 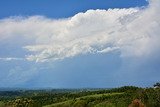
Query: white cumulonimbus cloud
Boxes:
[{"xmin": 0, "ymin": 0, "xmax": 159, "ymax": 62}]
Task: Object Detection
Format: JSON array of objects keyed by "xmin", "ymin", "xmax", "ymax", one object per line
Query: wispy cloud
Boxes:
[
  {"xmin": 0, "ymin": 57, "xmax": 24, "ymax": 61},
  {"xmin": 0, "ymin": 0, "xmax": 159, "ymax": 62},
  {"xmin": 97, "ymin": 47, "xmax": 119, "ymax": 53},
  {"xmin": 0, "ymin": 66, "xmax": 39, "ymax": 87}
]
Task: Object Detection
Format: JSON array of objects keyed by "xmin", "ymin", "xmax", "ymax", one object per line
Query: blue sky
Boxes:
[
  {"xmin": 0, "ymin": 0, "xmax": 148, "ymax": 19},
  {"xmin": 0, "ymin": 0, "xmax": 160, "ymax": 88}
]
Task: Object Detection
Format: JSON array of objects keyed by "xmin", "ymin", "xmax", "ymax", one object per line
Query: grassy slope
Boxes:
[
  {"xmin": 44, "ymin": 92, "xmax": 124, "ymax": 107},
  {"xmin": 0, "ymin": 101, "xmax": 5, "ymax": 107}
]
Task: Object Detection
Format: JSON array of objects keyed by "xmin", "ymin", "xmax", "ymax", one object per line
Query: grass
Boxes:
[
  {"xmin": 44, "ymin": 92, "xmax": 124, "ymax": 107},
  {"xmin": 78, "ymin": 92, "xmax": 123, "ymax": 99},
  {"xmin": 0, "ymin": 101, "xmax": 5, "ymax": 107}
]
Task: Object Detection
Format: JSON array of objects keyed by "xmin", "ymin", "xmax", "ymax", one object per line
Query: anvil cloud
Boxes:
[{"xmin": 0, "ymin": 0, "xmax": 159, "ymax": 62}]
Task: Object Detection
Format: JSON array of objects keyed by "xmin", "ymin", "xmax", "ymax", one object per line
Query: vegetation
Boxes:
[
  {"xmin": 0, "ymin": 84, "xmax": 159, "ymax": 107},
  {"xmin": 154, "ymin": 82, "xmax": 160, "ymax": 88}
]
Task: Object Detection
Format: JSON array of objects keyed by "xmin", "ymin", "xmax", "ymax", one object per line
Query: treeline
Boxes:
[
  {"xmin": 44, "ymin": 87, "xmax": 160, "ymax": 107},
  {"xmin": 0, "ymin": 85, "xmax": 159, "ymax": 107}
]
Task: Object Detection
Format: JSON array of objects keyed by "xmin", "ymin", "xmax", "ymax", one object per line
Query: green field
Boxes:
[{"xmin": 44, "ymin": 93, "xmax": 124, "ymax": 107}]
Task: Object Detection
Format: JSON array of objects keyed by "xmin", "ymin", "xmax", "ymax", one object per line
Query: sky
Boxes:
[{"xmin": 0, "ymin": 0, "xmax": 159, "ymax": 88}]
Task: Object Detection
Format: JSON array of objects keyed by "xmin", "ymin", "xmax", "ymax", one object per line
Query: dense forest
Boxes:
[{"xmin": 0, "ymin": 83, "xmax": 159, "ymax": 107}]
